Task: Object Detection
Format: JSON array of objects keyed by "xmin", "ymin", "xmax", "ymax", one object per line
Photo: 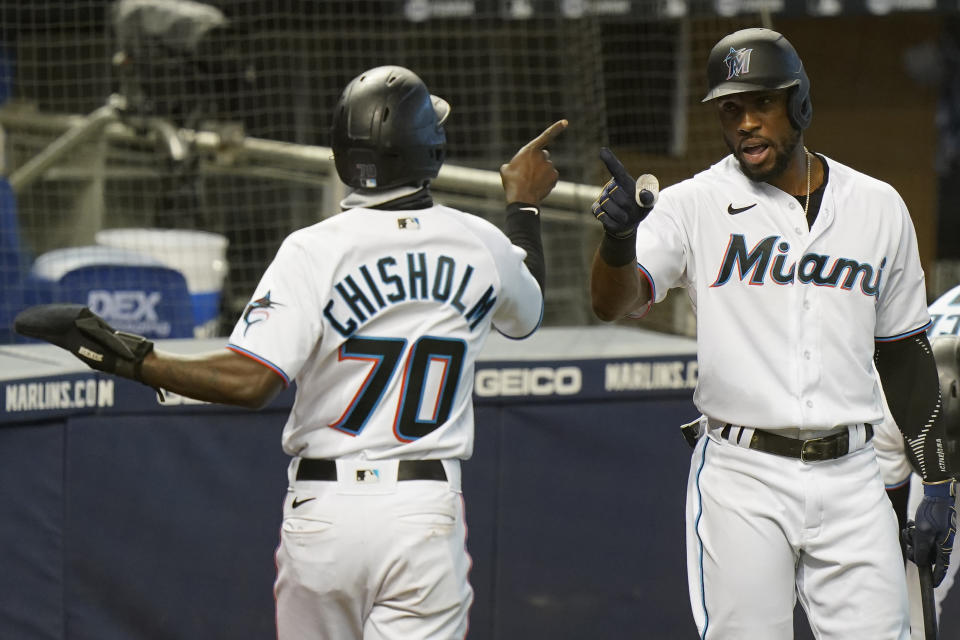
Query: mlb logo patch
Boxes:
[
  {"xmin": 355, "ymin": 468, "xmax": 380, "ymax": 483},
  {"xmin": 397, "ymin": 217, "xmax": 421, "ymax": 230},
  {"xmin": 357, "ymin": 163, "xmax": 378, "ymax": 188}
]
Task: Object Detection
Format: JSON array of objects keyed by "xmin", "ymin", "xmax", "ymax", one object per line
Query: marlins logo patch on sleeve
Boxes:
[{"xmin": 242, "ymin": 291, "xmax": 283, "ymax": 335}]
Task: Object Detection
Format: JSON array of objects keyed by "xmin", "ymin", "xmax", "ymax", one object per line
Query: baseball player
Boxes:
[
  {"xmin": 875, "ymin": 282, "xmax": 960, "ymax": 639},
  {"xmin": 14, "ymin": 66, "xmax": 568, "ymax": 639},
  {"xmin": 589, "ymin": 28, "xmax": 956, "ymax": 639}
]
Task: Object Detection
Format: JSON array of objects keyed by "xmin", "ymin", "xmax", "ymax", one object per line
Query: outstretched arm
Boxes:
[
  {"xmin": 140, "ymin": 348, "xmax": 284, "ymax": 409},
  {"xmin": 15, "ymin": 304, "xmax": 284, "ymax": 409}
]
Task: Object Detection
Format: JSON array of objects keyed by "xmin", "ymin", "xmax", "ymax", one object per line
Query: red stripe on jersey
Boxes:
[{"xmin": 225, "ymin": 344, "xmax": 290, "ymax": 387}]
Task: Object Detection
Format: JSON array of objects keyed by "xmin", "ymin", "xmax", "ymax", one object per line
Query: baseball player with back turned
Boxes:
[
  {"xmin": 589, "ymin": 28, "xmax": 957, "ymax": 639},
  {"xmin": 14, "ymin": 66, "xmax": 568, "ymax": 639}
]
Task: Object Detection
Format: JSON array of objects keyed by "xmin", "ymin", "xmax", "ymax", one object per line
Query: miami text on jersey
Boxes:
[
  {"xmin": 711, "ymin": 234, "xmax": 886, "ymax": 296},
  {"xmin": 324, "ymin": 252, "xmax": 496, "ymax": 337}
]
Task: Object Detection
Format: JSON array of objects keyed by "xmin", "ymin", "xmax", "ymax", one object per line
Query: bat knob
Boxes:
[{"xmin": 636, "ymin": 174, "xmax": 659, "ymax": 207}]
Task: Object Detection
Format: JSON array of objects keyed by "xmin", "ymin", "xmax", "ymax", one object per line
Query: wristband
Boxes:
[
  {"xmin": 506, "ymin": 202, "xmax": 539, "ymax": 216},
  {"xmin": 923, "ymin": 479, "xmax": 956, "ymax": 498},
  {"xmin": 505, "ymin": 201, "xmax": 545, "ymax": 292},
  {"xmin": 598, "ymin": 231, "xmax": 637, "ymax": 267}
]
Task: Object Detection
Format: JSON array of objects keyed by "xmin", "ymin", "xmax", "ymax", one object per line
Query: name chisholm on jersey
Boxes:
[
  {"xmin": 323, "ymin": 251, "xmax": 497, "ymax": 337},
  {"xmin": 712, "ymin": 233, "xmax": 886, "ymax": 295}
]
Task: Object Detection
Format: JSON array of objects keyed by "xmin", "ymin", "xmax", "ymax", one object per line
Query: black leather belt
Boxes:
[
  {"xmin": 296, "ymin": 458, "xmax": 447, "ymax": 482},
  {"xmin": 720, "ymin": 424, "xmax": 873, "ymax": 462}
]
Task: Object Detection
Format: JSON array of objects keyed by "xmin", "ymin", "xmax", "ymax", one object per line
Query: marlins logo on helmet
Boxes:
[{"xmin": 724, "ymin": 47, "xmax": 753, "ymax": 79}]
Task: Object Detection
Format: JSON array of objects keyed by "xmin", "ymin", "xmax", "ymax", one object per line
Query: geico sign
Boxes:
[{"xmin": 474, "ymin": 366, "xmax": 582, "ymax": 397}]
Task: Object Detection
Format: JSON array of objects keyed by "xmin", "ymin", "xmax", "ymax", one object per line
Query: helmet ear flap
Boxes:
[{"xmin": 788, "ymin": 85, "xmax": 813, "ymax": 131}]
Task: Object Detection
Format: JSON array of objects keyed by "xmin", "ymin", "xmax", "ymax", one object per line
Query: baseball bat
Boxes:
[
  {"xmin": 635, "ymin": 173, "xmax": 659, "ymax": 207},
  {"xmin": 918, "ymin": 563, "xmax": 939, "ymax": 640}
]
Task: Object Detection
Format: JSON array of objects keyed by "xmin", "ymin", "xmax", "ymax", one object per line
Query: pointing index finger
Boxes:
[
  {"xmin": 599, "ymin": 146, "xmax": 636, "ymax": 188},
  {"xmin": 522, "ymin": 119, "xmax": 568, "ymax": 152}
]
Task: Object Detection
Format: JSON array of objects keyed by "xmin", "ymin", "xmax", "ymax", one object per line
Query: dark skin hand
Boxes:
[
  {"xmin": 500, "ymin": 119, "xmax": 567, "ymax": 205},
  {"xmin": 138, "ymin": 120, "xmax": 570, "ymax": 410}
]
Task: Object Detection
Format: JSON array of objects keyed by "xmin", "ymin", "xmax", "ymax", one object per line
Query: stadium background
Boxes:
[
  {"xmin": 2, "ymin": 1, "xmax": 960, "ymax": 638},
  {"xmin": 3, "ymin": 0, "xmax": 959, "ymax": 342}
]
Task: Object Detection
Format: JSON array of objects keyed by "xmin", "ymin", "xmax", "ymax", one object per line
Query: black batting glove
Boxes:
[
  {"xmin": 14, "ymin": 304, "xmax": 155, "ymax": 383},
  {"xmin": 591, "ymin": 147, "xmax": 657, "ymax": 239},
  {"xmin": 903, "ymin": 480, "xmax": 958, "ymax": 586}
]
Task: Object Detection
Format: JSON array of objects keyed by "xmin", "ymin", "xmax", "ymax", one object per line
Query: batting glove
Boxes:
[
  {"xmin": 591, "ymin": 147, "xmax": 658, "ymax": 239},
  {"xmin": 14, "ymin": 304, "xmax": 155, "ymax": 384},
  {"xmin": 903, "ymin": 480, "xmax": 958, "ymax": 586}
]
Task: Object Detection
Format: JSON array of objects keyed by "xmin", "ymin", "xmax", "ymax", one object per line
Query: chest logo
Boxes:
[
  {"xmin": 727, "ymin": 202, "xmax": 757, "ymax": 215},
  {"xmin": 711, "ymin": 234, "xmax": 885, "ymax": 297}
]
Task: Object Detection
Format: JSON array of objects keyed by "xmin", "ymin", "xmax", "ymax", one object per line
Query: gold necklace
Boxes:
[{"xmin": 803, "ymin": 147, "xmax": 812, "ymax": 219}]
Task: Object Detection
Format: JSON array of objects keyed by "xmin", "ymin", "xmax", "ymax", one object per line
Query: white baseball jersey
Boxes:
[
  {"xmin": 674, "ymin": 153, "xmax": 921, "ymax": 639},
  {"xmin": 637, "ymin": 154, "xmax": 930, "ymax": 430},
  {"xmin": 227, "ymin": 204, "xmax": 542, "ymax": 461}
]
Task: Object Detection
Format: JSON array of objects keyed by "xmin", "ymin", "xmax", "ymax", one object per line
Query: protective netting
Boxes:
[{"xmin": 0, "ymin": 1, "xmax": 762, "ymax": 343}]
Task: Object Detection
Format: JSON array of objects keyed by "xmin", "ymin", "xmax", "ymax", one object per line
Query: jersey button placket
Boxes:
[
  {"xmin": 783, "ymin": 196, "xmax": 806, "ymax": 238},
  {"xmin": 798, "ymin": 292, "xmax": 821, "ymax": 423}
]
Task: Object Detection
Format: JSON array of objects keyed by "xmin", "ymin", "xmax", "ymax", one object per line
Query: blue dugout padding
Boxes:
[
  {"xmin": 0, "ymin": 174, "xmax": 195, "ymax": 343},
  {"xmin": 1, "ymin": 327, "xmax": 950, "ymax": 639},
  {"xmin": 0, "ymin": 178, "xmax": 29, "ymax": 343}
]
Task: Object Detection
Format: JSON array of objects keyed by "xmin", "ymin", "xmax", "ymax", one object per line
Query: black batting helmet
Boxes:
[
  {"xmin": 702, "ymin": 28, "xmax": 812, "ymax": 130},
  {"xmin": 331, "ymin": 65, "xmax": 449, "ymax": 190}
]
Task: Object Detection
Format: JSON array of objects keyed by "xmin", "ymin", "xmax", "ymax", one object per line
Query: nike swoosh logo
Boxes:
[
  {"xmin": 727, "ymin": 203, "xmax": 757, "ymax": 215},
  {"xmin": 291, "ymin": 497, "xmax": 316, "ymax": 509},
  {"xmin": 519, "ymin": 206, "xmax": 539, "ymax": 215}
]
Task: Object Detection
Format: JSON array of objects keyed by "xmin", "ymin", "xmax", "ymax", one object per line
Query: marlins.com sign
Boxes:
[
  {"xmin": 5, "ymin": 378, "xmax": 115, "ymax": 412},
  {"xmin": 605, "ymin": 359, "xmax": 698, "ymax": 391}
]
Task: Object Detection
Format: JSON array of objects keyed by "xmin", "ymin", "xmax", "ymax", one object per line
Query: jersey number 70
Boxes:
[{"xmin": 329, "ymin": 335, "xmax": 467, "ymax": 442}]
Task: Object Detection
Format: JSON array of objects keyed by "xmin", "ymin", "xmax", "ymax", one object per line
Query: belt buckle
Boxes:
[{"xmin": 800, "ymin": 435, "xmax": 830, "ymax": 462}]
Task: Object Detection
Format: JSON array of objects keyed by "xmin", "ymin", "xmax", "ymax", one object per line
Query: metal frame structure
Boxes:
[{"xmin": 0, "ymin": 97, "xmax": 598, "ymax": 222}]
